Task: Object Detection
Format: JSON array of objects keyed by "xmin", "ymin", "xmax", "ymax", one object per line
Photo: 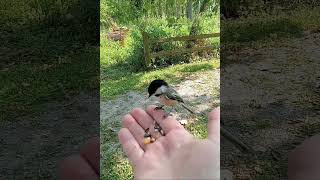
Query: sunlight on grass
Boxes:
[
  {"xmin": 102, "ymin": 151, "xmax": 133, "ymax": 180},
  {"xmin": 185, "ymin": 116, "xmax": 209, "ymax": 139},
  {"xmin": 101, "ymin": 121, "xmax": 134, "ymax": 180},
  {"xmin": 101, "ymin": 59, "xmax": 219, "ymax": 100}
]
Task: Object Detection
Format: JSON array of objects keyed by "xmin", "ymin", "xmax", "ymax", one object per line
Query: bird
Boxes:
[
  {"xmin": 147, "ymin": 79, "xmax": 194, "ymax": 114},
  {"xmin": 147, "ymin": 79, "xmax": 253, "ymax": 153},
  {"xmin": 146, "ymin": 79, "xmax": 193, "ymax": 138}
]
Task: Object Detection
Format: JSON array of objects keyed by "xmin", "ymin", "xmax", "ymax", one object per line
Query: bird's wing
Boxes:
[{"xmin": 164, "ymin": 87, "xmax": 184, "ymax": 103}]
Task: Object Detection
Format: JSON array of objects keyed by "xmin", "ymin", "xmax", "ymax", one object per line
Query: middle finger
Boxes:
[{"xmin": 130, "ymin": 108, "xmax": 154, "ymax": 130}]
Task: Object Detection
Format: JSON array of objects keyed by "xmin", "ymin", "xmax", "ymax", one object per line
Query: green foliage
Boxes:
[
  {"xmin": 101, "ymin": 27, "xmax": 144, "ymax": 72},
  {"xmin": 100, "ymin": 0, "xmax": 140, "ymax": 29},
  {"xmin": 100, "ymin": 0, "xmax": 220, "ymax": 70},
  {"xmin": 101, "ymin": 0, "xmax": 220, "ymax": 28},
  {"xmin": 142, "ymin": 18, "xmax": 191, "ymax": 66},
  {"xmin": 222, "ymin": 0, "xmax": 320, "ymax": 18},
  {"xmin": 101, "ymin": 15, "xmax": 219, "ymax": 71},
  {"xmin": 0, "ymin": 0, "xmax": 76, "ymax": 27},
  {"xmin": 143, "ymin": 16, "xmax": 219, "ymax": 65}
]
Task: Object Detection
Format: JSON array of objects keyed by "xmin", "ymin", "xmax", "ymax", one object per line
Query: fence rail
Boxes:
[{"xmin": 142, "ymin": 31, "xmax": 220, "ymax": 66}]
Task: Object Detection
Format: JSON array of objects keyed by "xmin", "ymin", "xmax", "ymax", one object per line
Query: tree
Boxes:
[
  {"xmin": 186, "ymin": 0, "xmax": 193, "ymax": 20},
  {"xmin": 189, "ymin": 0, "xmax": 211, "ymax": 36}
]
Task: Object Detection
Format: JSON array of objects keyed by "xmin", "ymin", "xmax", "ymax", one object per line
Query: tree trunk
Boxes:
[
  {"xmin": 186, "ymin": 0, "xmax": 193, "ymax": 20},
  {"xmin": 189, "ymin": 0, "xmax": 210, "ymax": 36},
  {"xmin": 186, "ymin": 0, "xmax": 211, "ymax": 50}
]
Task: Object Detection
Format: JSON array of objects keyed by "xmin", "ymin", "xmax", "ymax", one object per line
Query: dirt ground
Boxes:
[{"xmin": 221, "ymin": 32, "xmax": 320, "ymax": 179}]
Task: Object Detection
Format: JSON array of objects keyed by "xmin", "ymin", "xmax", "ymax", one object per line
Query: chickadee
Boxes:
[
  {"xmin": 147, "ymin": 79, "xmax": 194, "ymax": 114},
  {"xmin": 147, "ymin": 79, "xmax": 253, "ymax": 153}
]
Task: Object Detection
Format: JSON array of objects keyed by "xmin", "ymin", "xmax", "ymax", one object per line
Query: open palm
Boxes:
[{"xmin": 119, "ymin": 105, "xmax": 220, "ymax": 180}]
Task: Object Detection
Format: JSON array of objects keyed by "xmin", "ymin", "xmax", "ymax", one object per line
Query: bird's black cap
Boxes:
[{"xmin": 148, "ymin": 79, "xmax": 168, "ymax": 97}]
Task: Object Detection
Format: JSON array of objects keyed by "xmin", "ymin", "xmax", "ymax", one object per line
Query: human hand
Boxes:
[
  {"xmin": 59, "ymin": 137, "xmax": 99, "ymax": 180},
  {"xmin": 118, "ymin": 105, "xmax": 220, "ymax": 180},
  {"xmin": 288, "ymin": 134, "xmax": 320, "ymax": 180}
]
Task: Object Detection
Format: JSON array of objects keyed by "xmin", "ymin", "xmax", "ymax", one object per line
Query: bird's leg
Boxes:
[
  {"xmin": 161, "ymin": 106, "xmax": 174, "ymax": 118},
  {"xmin": 154, "ymin": 104, "xmax": 164, "ymax": 110},
  {"xmin": 154, "ymin": 122, "xmax": 160, "ymax": 131},
  {"xmin": 143, "ymin": 128, "xmax": 155, "ymax": 144},
  {"xmin": 154, "ymin": 121, "xmax": 165, "ymax": 136},
  {"xmin": 144, "ymin": 128, "xmax": 151, "ymax": 137}
]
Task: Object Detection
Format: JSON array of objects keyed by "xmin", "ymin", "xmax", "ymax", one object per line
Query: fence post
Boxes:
[{"xmin": 142, "ymin": 31, "xmax": 151, "ymax": 66}]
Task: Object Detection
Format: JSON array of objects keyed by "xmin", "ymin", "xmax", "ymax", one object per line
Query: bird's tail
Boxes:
[{"xmin": 181, "ymin": 103, "xmax": 195, "ymax": 114}]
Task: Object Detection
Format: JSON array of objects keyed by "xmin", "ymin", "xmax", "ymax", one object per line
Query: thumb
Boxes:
[{"xmin": 208, "ymin": 107, "xmax": 220, "ymax": 144}]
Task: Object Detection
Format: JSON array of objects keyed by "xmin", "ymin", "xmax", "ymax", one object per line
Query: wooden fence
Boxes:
[{"xmin": 142, "ymin": 31, "xmax": 220, "ymax": 66}]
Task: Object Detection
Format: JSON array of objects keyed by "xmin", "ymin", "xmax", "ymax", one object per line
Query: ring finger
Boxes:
[{"xmin": 122, "ymin": 114, "xmax": 147, "ymax": 150}]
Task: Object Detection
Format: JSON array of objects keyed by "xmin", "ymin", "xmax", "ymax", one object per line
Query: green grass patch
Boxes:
[
  {"xmin": 255, "ymin": 120, "xmax": 273, "ymax": 130},
  {"xmin": 223, "ymin": 6, "xmax": 320, "ymax": 43},
  {"xmin": 185, "ymin": 116, "xmax": 209, "ymax": 139},
  {"xmin": 0, "ymin": 30, "xmax": 98, "ymax": 122},
  {"xmin": 223, "ymin": 17, "xmax": 303, "ymax": 43},
  {"xmin": 100, "ymin": 59, "xmax": 219, "ymax": 100},
  {"xmin": 100, "ymin": 121, "xmax": 134, "ymax": 180},
  {"xmin": 255, "ymin": 160, "xmax": 286, "ymax": 180},
  {"xmin": 297, "ymin": 121, "xmax": 320, "ymax": 137}
]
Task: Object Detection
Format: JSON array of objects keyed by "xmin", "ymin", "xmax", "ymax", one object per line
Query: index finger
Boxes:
[
  {"xmin": 146, "ymin": 105, "xmax": 184, "ymax": 134},
  {"xmin": 80, "ymin": 137, "xmax": 100, "ymax": 175}
]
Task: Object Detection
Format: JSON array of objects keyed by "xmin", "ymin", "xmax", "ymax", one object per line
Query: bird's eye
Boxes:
[{"xmin": 155, "ymin": 94, "xmax": 160, "ymax": 97}]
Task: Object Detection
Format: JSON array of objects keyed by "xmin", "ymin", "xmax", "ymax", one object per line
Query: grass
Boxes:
[
  {"xmin": 255, "ymin": 120, "xmax": 273, "ymax": 130},
  {"xmin": 255, "ymin": 160, "xmax": 287, "ymax": 180},
  {"xmin": 223, "ymin": 17, "xmax": 303, "ymax": 43},
  {"xmin": 101, "ymin": 123, "xmax": 134, "ymax": 180},
  {"xmin": 222, "ymin": 6, "xmax": 320, "ymax": 44},
  {"xmin": 0, "ymin": 28, "xmax": 99, "ymax": 122},
  {"xmin": 0, "ymin": 0, "xmax": 99, "ymax": 122},
  {"xmin": 185, "ymin": 116, "xmax": 209, "ymax": 139}
]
